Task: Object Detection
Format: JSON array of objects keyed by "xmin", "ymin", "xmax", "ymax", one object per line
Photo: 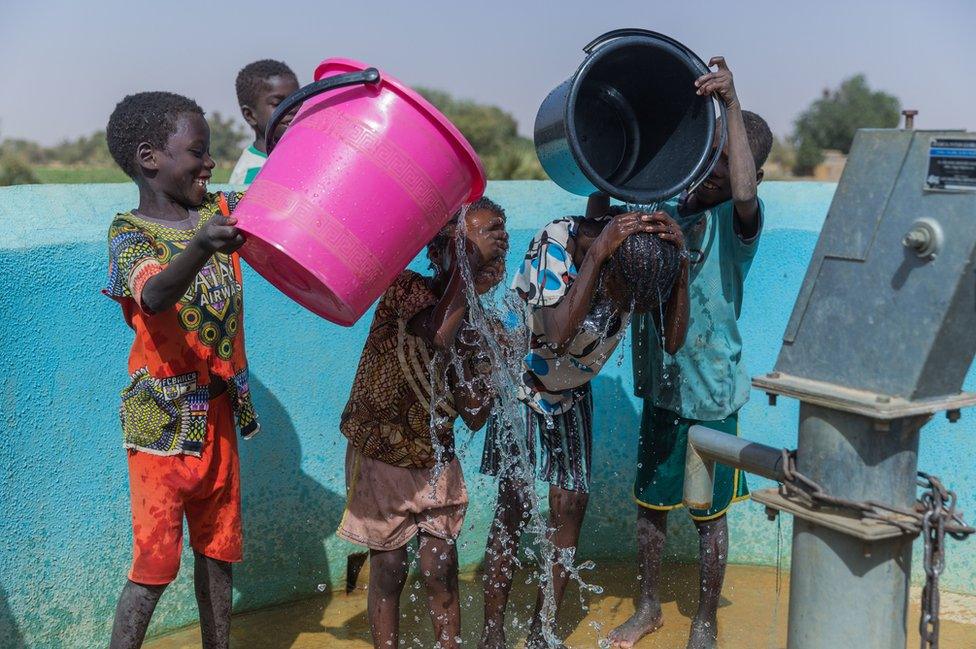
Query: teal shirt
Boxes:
[{"xmin": 632, "ymin": 198, "xmax": 763, "ymax": 421}]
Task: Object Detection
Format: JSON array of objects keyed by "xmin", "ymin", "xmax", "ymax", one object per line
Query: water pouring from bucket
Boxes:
[
  {"xmin": 535, "ymin": 29, "xmax": 727, "ymax": 205},
  {"xmin": 230, "ymin": 58, "xmax": 487, "ymax": 326}
]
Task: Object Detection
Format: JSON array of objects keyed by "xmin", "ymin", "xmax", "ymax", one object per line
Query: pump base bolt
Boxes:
[
  {"xmin": 947, "ymin": 409, "xmax": 961, "ymax": 423},
  {"xmin": 767, "ymin": 393, "xmax": 778, "ymax": 406},
  {"xmin": 765, "ymin": 506, "xmax": 779, "ymax": 521}
]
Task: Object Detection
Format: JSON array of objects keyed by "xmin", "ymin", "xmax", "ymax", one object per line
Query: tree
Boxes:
[
  {"xmin": 208, "ymin": 111, "xmax": 250, "ymax": 164},
  {"xmin": 790, "ymin": 75, "xmax": 900, "ymax": 175},
  {"xmin": 416, "ymin": 88, "xmax": 545, "ymax": 180},
  {"xmin": 0, "ymin": 155, "xmax": 39, "ymax": 186}
]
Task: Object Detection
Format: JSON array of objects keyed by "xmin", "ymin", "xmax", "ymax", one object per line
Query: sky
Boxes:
[{"xmin": 1, "ymin": 0, "xmax": 973, "ymax": 145}]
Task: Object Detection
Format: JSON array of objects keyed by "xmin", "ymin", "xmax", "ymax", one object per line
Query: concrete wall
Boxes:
[{"xmin": 0, "ymin": 180, "xmax": 973, "ymax": 647}]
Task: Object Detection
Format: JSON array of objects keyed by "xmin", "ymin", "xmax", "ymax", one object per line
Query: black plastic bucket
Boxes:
[{"xmin": 535, "ymin": 29, "xmax": 726, "ymax": 204}]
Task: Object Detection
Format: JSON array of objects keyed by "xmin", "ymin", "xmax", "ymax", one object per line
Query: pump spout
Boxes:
[{"xmin": 683, "ymin": 425, "xmax": 786, "ymax": 509}]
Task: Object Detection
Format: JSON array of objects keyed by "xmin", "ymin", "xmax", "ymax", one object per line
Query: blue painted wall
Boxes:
[{"xmin": 0, "ymin": 180, "xmax": 973, "ymax": 647}]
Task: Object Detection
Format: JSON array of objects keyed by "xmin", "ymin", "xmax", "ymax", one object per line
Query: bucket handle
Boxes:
[{"xmin": 265, "ymin": 67, "xmax": 382, "ymax": 153}]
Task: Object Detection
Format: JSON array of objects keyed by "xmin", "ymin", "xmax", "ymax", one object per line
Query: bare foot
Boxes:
[
  {"xmin": 685, "ymin": 615, "xmax": 718, "ymax": 649},
  {"xmin": 479, "ymin": 622, "xmax": 506, "ymax": 649},
  {"xmin": 607, "ymin": 603, "xmax": 664, "ymax": 648}
]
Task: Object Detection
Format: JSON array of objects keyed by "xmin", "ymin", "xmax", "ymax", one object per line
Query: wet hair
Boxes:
[
  {"xmin": 107, "ymin": 91, "xmax": 204, "ymax": 179},
  {"xmin": 604, "ymin": 232, "xmax": 682, "ymax": 314},
  {"xmin": 426, "ymin": 196, "xmax": 506, "ymax": 258},
  {"xmin": 235, "ymin": 59, "xmax": 297, "ymax": 107},
  {"xmin": 742, "ymin": 110, "xmax": 773, "ymax": 168}
]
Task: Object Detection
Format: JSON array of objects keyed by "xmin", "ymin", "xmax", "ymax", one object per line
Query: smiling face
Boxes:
[
  {"xmin": 691, "ymin": 140, "xmax": 732, "ymax": 208},
  {"xmin": 149, "ymin": 112, "xmax": 215, "ymax": 208},
  {"xmin": 243, "ymin": 74, "xmax": 300, "ymax": 147}
]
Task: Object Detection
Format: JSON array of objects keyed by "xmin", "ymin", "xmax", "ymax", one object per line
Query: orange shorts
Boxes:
[{"xmin": 126, "ymin": 392, "xmax": 242, "ymax": 585}]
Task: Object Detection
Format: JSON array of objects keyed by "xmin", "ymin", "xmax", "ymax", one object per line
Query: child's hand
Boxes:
[
  {"xmin": 591, "ymin": 212, "xmax": 658, "ymax": 262},
  {"xmin": 195, "ymin": 215, "xmax": 246, "ymax": 254},
  {"xmin": 646, "ymin": 212, "xmax": 686, "ymax": 250},
  {"xmin": 695, "ymin": 56, "xmax": 739, "ymax": 109},
  {"xmin": 465, "ymin": 215, "xmax": 508, "ymax": 271}
]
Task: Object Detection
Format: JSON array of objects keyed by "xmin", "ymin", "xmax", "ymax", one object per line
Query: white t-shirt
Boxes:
[
  {"xmin": 513, "ymin": 217, "xmax": 630, "ymax": 415},
  {"xmin": 228, "ymin": 145, "xmax": 268, "ymax": 185}
]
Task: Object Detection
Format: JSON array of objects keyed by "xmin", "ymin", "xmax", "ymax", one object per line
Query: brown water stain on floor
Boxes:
[{"xmin": 147, "ymin": 563, "xmax": 975, "ymax": 648}]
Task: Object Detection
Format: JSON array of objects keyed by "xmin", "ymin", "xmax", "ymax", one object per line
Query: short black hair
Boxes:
[
  {"xmin": 427, "ymin": 196, "xmax": 506, "ymax": 257},
  {"xmin": 604, "ymin": 232, "xmax": 682, "ymax": 314},
  {"xmin": 742, "ymin": 110, "xmax": 773, "ymax": 168},
  {"xmin": 106, "ymin": 91, "xmax": 204, "ymax": 179},
  {"xmin": 235, "ymin": 59, "xmax": 297, "ymax": 107}
]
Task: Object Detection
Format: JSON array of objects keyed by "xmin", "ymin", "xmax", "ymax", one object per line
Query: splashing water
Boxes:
[{"xmin": 424, "ymin": 206, "xmax": 607, "ymax": 647}]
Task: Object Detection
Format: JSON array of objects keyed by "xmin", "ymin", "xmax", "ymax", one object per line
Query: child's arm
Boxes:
[
  {"xmin": 536, "ymin": 212, "xmax": 657, "ymax": 351},
  {"xmin": 695, "ymin": 56, "xmax": 760, "ymax": 238},
  {"xmin": 409, "ymin": 215, "xmax": 508, "ymax": 351},
  {"xmin": 140, "ymin": 215, "xmax": 244, "ymax": 313},
  {"xmin": 448, "ymin": 342, "xmax": 494, "ymax": 430},
  {"xmin": 647, "ymin": 212, "xmax": 690, "ymax": 354}
]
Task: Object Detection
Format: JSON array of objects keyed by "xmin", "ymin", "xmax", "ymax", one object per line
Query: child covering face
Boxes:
[{"xmin": 338, "ymin": 198, "xmax": 509, "ymax": 649}]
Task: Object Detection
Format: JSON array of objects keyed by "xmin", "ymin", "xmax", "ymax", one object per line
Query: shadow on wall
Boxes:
[
  {"xmin": 0, "ymin": 586, "xmax": 25, "ymax": 649},
  {"xmin": 233, "ymin": 375, "xmax": 346, "ymax": 645}
]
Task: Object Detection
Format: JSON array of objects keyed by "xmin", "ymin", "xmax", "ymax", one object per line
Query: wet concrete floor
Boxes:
[{"xmin": 147, "ymin": 562, "xmax": 975, "ymax": 648}]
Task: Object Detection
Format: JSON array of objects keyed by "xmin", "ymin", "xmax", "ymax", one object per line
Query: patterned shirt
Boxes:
[
  {"xmin": 105, "ymin": 192, "xmax": 259, "ymax": 456},
  {"xmin": 513, "ymin": 217, "xmax": 630, "ymax": 415},
  {"xmin": 632, "ymin": 198, "xmax": 763, "ymax": 421},
  {"xmin": 341, "ymin": 270, "xmax": 472, "ymax": 469}
]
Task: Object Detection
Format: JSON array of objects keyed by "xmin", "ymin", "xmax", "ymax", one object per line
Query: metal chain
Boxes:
[{"xmin": 778, "ymin": 449, "xmax": 974, "ymax": 649}]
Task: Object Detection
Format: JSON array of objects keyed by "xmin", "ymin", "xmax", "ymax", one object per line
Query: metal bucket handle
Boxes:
[
  {"xmin": 582, "ymin": 29, "xmax": 729, "ymax": 199},
  {"xmin": 265, "ymin": 67, "xmax": 382, "ymax": 153}
]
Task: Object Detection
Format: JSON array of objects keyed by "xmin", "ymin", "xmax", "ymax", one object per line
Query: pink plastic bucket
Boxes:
[{"xmin": 233, "ymin": 58, "xmax": 486, "ymax": 326}]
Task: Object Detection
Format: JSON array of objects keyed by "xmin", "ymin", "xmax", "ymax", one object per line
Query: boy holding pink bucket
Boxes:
[
  {"xmin": 103, "ymin": 91, "xmax": 259, "ymax": 648},
  {"xmin": 338, "ymin": 197, "xmax": 508, "ymax": 649}
]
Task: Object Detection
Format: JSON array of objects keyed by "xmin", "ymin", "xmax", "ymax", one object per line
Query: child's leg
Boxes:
[
  {"xmin": 687, "ymin": 514, "xmax": 728, "ymax": 649},
  {"xmin": 194, "ymin": 550, "xmax": 233, "ymax": 649},
  {"xmin": 480, "ymin": 476, "xmax": 531, "ymax": 649},
  {"xmin": 608, "ymin": 507, "xmax": 668, "ymax": 647},
  {"xmin": 526, "ymin": 484, "xmax": 589, "ymax": 648},
  {"xmin": 109, "ymin": 580, "xmax": 167, "ymax": 649},
  {"xmin": 419, "ymin": 531, "xmax": 461, "ymax": 649},
  {"xmin": 368, "ymin": 545, "xmax": 409, "ymax": 648}
]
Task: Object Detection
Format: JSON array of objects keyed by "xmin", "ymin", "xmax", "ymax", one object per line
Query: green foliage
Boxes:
[
  {"xmin": 208, "ymin": 111, "xmax": 250, "ymax": 164},
  {"xmin": 416, "ymin": 87, "xmax": 545, "ymax": 180},
  {"xmin": 28, "ymin": 166, "xmax": 232, "ymax": 184},
  {"xmin": 791, "ymin": 74, "xmax": 900, "ymax": 175},
  {"xmin": 0, "ymin": 155, "xmax": 39, "ymax": 186}
]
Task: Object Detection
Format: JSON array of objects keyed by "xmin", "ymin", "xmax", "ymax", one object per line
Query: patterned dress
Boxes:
[{"xmin": 341, "ymin": 270, "xmax": 478, "ymax": 469}]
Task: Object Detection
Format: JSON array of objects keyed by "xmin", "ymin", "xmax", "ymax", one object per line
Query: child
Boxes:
[
  {"xmin": 479, "ymin": 199, "xmax": 690, "ymax": 649},
  {"xmin": 104, "ymin": 92, "xmax": 259, "ymax": 649},
  {"xmin": 608, "ymin": 57, "xmax": 774, "ymax": 649},
  {"xmin": 228, "ymin": 59, "xmax": 299, "ymax": 185},
  {"xmin": 338, "ymin": 198, "xmax": 508, "ymax": 649}
]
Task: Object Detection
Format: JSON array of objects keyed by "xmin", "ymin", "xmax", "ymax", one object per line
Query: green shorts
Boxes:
[{"xmin": 634, "ymin": 404, "xmax": 749, "ymax": 521}]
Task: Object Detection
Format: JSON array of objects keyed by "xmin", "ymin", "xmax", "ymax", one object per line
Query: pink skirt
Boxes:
[{"xmin": 338, "ymin": 444, "xmax": 468, "ymax": 551}]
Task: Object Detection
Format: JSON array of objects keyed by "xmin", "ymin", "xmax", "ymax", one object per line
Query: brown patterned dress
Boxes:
[{"xmin": 340, "ymin": 270, "xmax": 465, "ymax": 469}]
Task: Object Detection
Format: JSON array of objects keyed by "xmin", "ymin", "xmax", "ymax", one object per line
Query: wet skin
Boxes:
[
  {"xmin": 480, "ymin": 196, "xmax": 690, "ymax": 649},
  {"xmin": 109, "ymin": 551, "xmax": 232, "ymax": 649},
  {"xmin": 610, "ymin": 54, "xmax": 759, "ymax": 649},
  {"xmin": 369, "ymin": 208, "xmax": 508, "ymax": 649}
]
